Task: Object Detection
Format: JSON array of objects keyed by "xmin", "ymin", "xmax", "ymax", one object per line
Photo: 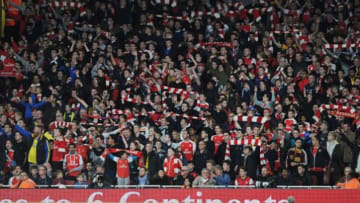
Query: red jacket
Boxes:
[
  {"xmin": 64, "ymin": 153, "xmax": 83, "ymax": 177},
  {"xmin": 163, "ymin": 156, "xmax": 182, "ymax": 178},
  {"xmin": 235, "ymin": 176, "xmax": 254, "ymax": 186}
]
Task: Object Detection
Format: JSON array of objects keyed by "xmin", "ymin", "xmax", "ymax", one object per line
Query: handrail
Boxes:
[
  {"xmin": 277, "ymin": 185, "xmax": 335, "ymax": 189},
  {"xmin": 0, "ymin": 184, "xmax": 340, "ymax": 189}
]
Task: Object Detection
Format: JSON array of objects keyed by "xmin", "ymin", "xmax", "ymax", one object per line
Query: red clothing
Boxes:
[
  {"xmin": 179, "ymin": 140, "xmax": 196, "ymax": 161},
  {"xmin": 211, "ymin": 135, "xmax": 225, "ymax": 155},
  {"xmin": 150, "ymin": 112, "xmax": 164, "ymax": 126},
  {"xmin": 163, "ymin": 156, "xmax": 182, "ymax": 178},
  {"xmin": 243, "ymin": 57, "xmax": 255, "ymax": 66},
  {"xmin": 284, "ymin": 118, "xmax": 297, "ymax": 132},
  {"xmin": 297, "ymin": 78, "xmax": 309, "ymax": 92},
  {"xmin": 5, "ymin": 149, "xmax": 15, "ymax": 173},
  {"xmin": 9, "ymin": 176, "xmax": 20, "ymax": 186},
  {"xmin": 116, "ymin": 159, "xmax": 130, "ymax": 178},
  {"xmin": 235, "ymin": 176, "xmax": 254, "ymax": 186},
  {"xmin": 312, "ymin": 147, "xmax": 318, "ymax": 157},
  {"xmin": 76, "ymin": 144, "xmax": 90, "ymax": 162},
  {"xmin": 2, "ymin": 58, "xmax": 16, "ymax": 72},
  {"xmin": 64, "ymin": 153, "xmax": 83, "ymax": 177},
  {"xmin": 52, "ymin": 140, "xmax": 68, "ymax": 162}
]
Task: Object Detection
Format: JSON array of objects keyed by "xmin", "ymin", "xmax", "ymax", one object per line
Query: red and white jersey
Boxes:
[
  {"xmin": 163, "ymin": 156, "xmax": 182, "ymax": 178},
  {"xmin": 5, "ymin": 149, "xmax": 14, "ymax": 172},
  {"xmin": 243, "ymin": 57, "xmax": 256, "ymax": 66},
  {"xmin": 64, "ymin": 153, "xmax": 83, "ymax": 177},
  {"xmin": 109, "ymin": 154, "xmax": 132, "ymax": 178},
  {"xmin": 284, "ymin": 118, "xmax": 297, "ymax": 132},
  {"xmin": 235, "ymin": 176, "xmax": 254, "ymax": 186},
  {"xmin": 211, "ymin": 134, "xmax": 225, "ymax": 155},
  {"xmin": 52, "ymin": 140, "xmax": 68, "ymax": 162},
  {"xmin": 179, "ymin": 140, "xmax": 196, "ymax": 161},
  {"xmin": 8, "ymin": 176, "xmax": 20, "ymax": 186}
]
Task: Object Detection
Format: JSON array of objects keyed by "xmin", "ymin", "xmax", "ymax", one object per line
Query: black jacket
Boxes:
[
  {"xmin": 174, "ymin": 174, "xmax": 194, "ymax": 185},
  {"xmin": 35, "ymin": 175, "xmax": 52, "ymax": 187},
  {"xmin": 307, "ymin": 146, "xmax": 330, "ymax": 169},
  {"xmin": 143, "ymin": 150, "xmax": 161, "ymax": 178},
  {"xmin": 239, "ymin": 151, "xmax": 259, "ymax": 179},
  {"xmin": 150, "ymin": 175, "xmax": 170, "ymax": 185},
  {"xmin": 295, "ymin": 173, "xmax": 312, "ymax": 186},
  {"xmin": 255, "ymin": 175, "xmax": 275, "ymax": 188},
  {"xmin": 12, "ymin": 140, "xmax": 28, "ymax": 167},
  {"xmin": 193, "ymin": 149, "xmax": 213, "ymax": 174},
  {"xmin": 276, "ymin": 175, "xmax": 296, "ymax": 186}
]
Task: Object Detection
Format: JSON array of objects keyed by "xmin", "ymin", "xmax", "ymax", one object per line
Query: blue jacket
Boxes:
[
  {"xmin": 18, "ymin": 101, "xmax": 46, "ymax": 121},
  {"xmin": 215, "ymin": 173, "xmax": 231, "ymax": 186},
  {"xmin": 14, "ymin": 124, "xmax": 53, "ymax": 164}
]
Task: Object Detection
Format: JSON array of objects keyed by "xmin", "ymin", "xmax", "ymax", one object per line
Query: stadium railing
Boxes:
[{"xmin": 0, "ymin": 184, "xmax": 338, "ymax": 189}]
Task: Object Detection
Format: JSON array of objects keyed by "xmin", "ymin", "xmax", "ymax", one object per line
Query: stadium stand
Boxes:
[{"xmin": 0, "ymin": 0, "xmax": 360, "ymax": 192}]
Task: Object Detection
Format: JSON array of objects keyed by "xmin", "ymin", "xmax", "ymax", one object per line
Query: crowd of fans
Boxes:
[{"xmin": 1, "ymin": 0, "xmax": 360, "ymax": 189}]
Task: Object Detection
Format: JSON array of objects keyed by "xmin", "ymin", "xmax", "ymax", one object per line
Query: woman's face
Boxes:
[
  {"xmin": 130, "ymin": 142, "xmax": 136, "ymax": 150},
  {"xmin": 158, "ymin": 170, "xmax": 164, "ymax": 177}
]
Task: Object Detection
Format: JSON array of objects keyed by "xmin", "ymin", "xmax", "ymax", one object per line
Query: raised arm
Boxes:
[
  {"xmin": 32, "ymin": 101, "xmax": 47, "ymax": 109},
  {"xmin": 253, "ymin": 88, "xmax": 263, "ymax": 107},
  {"xmin": 109, "ymin": 154, "xmax": 120, "ymax": 162},
  {"xmin": 14, "ymin": 124, "xmax": 32, "ymax": 140},
  {"xmin": 72, "ymin": 91, "xmax": 89, "ymax": 109}
]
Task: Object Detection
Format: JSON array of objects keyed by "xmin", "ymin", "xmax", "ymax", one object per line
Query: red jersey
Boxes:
[
  {"xmin": 76, "ymin": 144, "xmax": 90, "ymax": 162},
  {"xmin": 52, "ymin": 140, "xmax": 67, "ymax": 162},
  {"xmin": 116, "ymin": 159, "xmax": 130, "ymax": 178},
  {"xmin": 163, "ymin": 156, "xmax": 182, "ymax": 178},
  {"xmin": 235, "ymin": 176, "xmax": 254, "ymax": 186},
  {"xmin": 179, "ymin": 140, "xmax": 196, "ymax": 161},
  {"xmin": 243, "ymin": 57, "xmax": 255, "ymax": 66},
  {"xmin": 284, "ymin": 118, "xmax": 297, "ymax": 132},
  {"xmin": 64, "ymin": 153, "xmax": 83, "ymax": 177},
  {"xmin": 211, "ymin": 135, "xmax": 225, "ymax": 155},
  {"xmin": 5, "ymin": 149, "xmax": 14, "ymax": 173}
]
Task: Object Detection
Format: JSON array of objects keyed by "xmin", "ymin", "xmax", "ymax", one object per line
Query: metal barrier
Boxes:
[
  {"xmin": 276, "ymin": 185, "xmax": 336, "ymax": 189},
  {"xmin": 1, "ymin": 184, "xmax": 339, "ymax": 189}
]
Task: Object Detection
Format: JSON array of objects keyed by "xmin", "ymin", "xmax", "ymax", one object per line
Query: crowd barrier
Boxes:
[{"xmin": 0, "ymin": 188, "xmax": 360, "ymax": 203}]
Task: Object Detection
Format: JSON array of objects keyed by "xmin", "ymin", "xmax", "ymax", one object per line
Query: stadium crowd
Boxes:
[{"xmin": 0, "ymin": 0, "xmax": 360, "ymax": 189}]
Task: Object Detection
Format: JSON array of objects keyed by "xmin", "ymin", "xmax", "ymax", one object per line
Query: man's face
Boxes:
[
  {"xmin": 20, "ymin": 172, "xmax": 29, "ymax": 181},
  {"xmin": 198, "ymin": 141, "xmax": 206, "ymax": 150},
  {"xmin": 86, "ymin": 163, "xmax": 93, "ymax": 171},
  {"xmin": 295, "ymin": 139, "xmax": 302, "ymax": 149},
  {"xmin": 261, "ymin": 167, "xmax": 269, "ymax": 177},
  {"xmin": 146, "ymin": 144, "xmax": 153, "ymax": 152},
  {"xmin": 281, "ymin": 169, "xmax": 288, "ymax": 178},
  {"xmin": 38, "ymin": 167, "xmax": 46, "ymax": 176},
  {"xmin": 34, "ymin": 126, "xmax": 42, "ymax": 136},
  {"xmin": 201, "ymin": 169, "xmax": 209, "ymax": 178},
  {"xmin": 181, "ymin": 167, "xmax": 189, "ymax": 177},
  {"xmin": 345, "ymin": 168, "xmax": 352, "ymax": 177},
  {"xmin": 239, "ymin": 169, "xmax": 247, "ymax": 177},
  {"xmin": 298, "ymin": 166, "xmax": 305, "ymax": 175},
  {"xmin": 69, "ymin": 145, "xmax": 76, "ymax": 154}
]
